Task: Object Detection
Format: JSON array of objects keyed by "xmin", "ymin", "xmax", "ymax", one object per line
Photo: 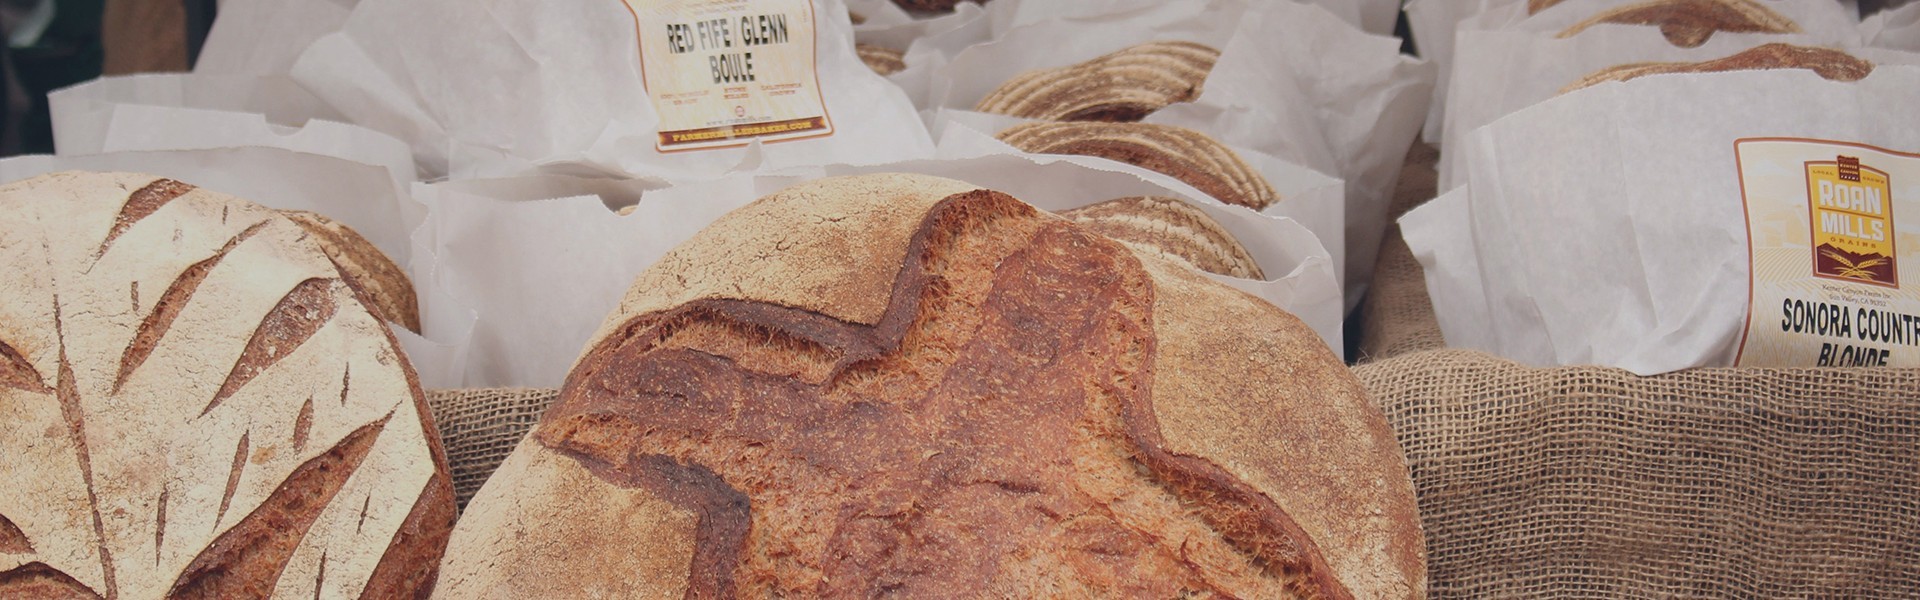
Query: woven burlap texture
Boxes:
[
  {"xmin": 425, "ymin": 388, "xmax": 558, "ymax": 509},
  {"xmin": 1359, "ymin": 143, "xmax": 1445, "ymax": 362},
  {"xmin": 1359, "ymin": 349, "xmax": 1920, "ymax": 598}
]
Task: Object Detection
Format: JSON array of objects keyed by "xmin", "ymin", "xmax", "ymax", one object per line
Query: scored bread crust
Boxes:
[
  {"xmin": 1562, "ymin": 43, "xmax": 1874, "ymax": 92},
  {"xmin": 438, "ymin": 173, "xmax": 1423, "ymax": 598},
  {"xmin": 279, "ymin": 210, "xmax": 422, "ymax": 333},
  {"xmin": 856, "ymin": 43, "xmax": 907, "ymax": 76},
  {"xmin": 1555, "ymin": 0, "xmax": 1800, "ymax": 47},
  {"xmin": 1061, "ymin": 196, "xmax": 1266, "ymax": 280},
  {"xmin": 0, "ymin": 172, "xmax": 453, "ymax": 599},
  {"xmin": 998, "ymin": 122, "xmax": 1280, "ymax": 210},
  {"xmin": 975, "ymin": 40, "xmax": 1220, "ymax": 122}
]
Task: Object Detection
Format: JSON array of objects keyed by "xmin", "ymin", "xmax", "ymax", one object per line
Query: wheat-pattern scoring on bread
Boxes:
[
  {"xmin": 280, "ymin": 210, "xmax": 421, "ymax": 333},
  {"xmin": 438, "ymin": 174, "xmax": 1425, "ymax": 598},
  {"xmin": 0, "ymin": 172, "xmax": 453, "ymax": 599},
  {"xmin": 1556, "ymin": 0, "xmax": 1800, "ymax": 47},
  {"xmin": 1061, "ymin": 196, "xmax": 1266, "ymax": 280},
  {"xmin": 975, "ymin": 40, "xmax": 1220, "ymax": 122},
  {"xmin": 998, "ymin": 121, "xmax": 1280, "ymax": 210},
  {"xmin": 1562, "ymin": 43, "xmax": 1873, "ymax": 92}
]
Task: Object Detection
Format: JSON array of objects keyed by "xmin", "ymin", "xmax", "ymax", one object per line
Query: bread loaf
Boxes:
[
  {"xmin": 890, "ymin": 0, "xmax": 983, "ymax": 13},
  {"xmin": 1061, "ymin": 196, "xmax": 1266, "ymax": 279},
  {"xmin": 280, "ymin": 210, "xmax": 422, "ymax": 333},
  {"xmin": 1556, "ymin": 0, "xmax": 1800, "ymax": 47},
  {"xmin": 438, "ymin": 173, "xmax": 1425, "ymax": 598},
  {"xmin": 857, "ymin": 43, "xmax": 907, "ymax": 76},
  {"xmin": 998, "ymin": 121, "xmax": 1280, "ymax": 210},
  {"xmin": 975, "ymin": 41, "xmax": 1219, "ymax": 122},
  {"xmin": 1562, "ymin": 43, "xmax": 1872, "ymax": 92},
  {"xmin": 0, "ymin": 172, "xmax": 454, "ymax": 599}
]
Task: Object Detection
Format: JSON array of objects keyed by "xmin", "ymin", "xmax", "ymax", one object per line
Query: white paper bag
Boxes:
[
  {"xmin": 1435, "ymin": 29, "xmax": 1916, "ymax": 189},
  {"xmin": 195, "ymin": 0, "xmax": 355, "ymax": 75},
  {"xmin": 1417, "ymin": 0, "xmax": 1861, "ymax": 143},
  {"xmin": 1402, "ymin": 66, "xmax": 1920, "ymax": 374},
  {"xmin": 413, "ymin": 157, "xmax": 1343, "ymax": 388},
  {"xmin": 291, "ymin": 0, "xmax": 934, "ymax": 180},
  {"xmin": 929, "ymin": 108, "xmax": 1350, "ymax": 289},
  {"xmin": 1862, "ymin": 2, "xmax": 1920, "ymax": 50},
  {"xmin": 922, "ymin": 0, "xmax": 1432, "ymax": 305},
  {"xmin": 49, "ymin": 75, "xmax": 415, "ymax": 184}
]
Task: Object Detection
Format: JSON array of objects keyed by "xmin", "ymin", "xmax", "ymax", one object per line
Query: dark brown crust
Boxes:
[
  {"xmin": 1567, "ymin": 0, "xmax": 1798, "ymax": 47},
  {"xmin": 355, "ymin": 319, "xmax": 457, "ymax": 600},
  {"xmin": 1565, "ymin": 43, "xmax": 1873, "ymax": 93},
  {"xmin": 166, "ymin": 414, "xmax": 390, "ymax": 600},
  {"xmin": 97, "ymin": 179, "xmax": 194, "ymax": 259},
  {"xmin": 0, "ymin": 338, "xmax": 48, "ymax": 394},
  {"xmin": 0, "ymin": 562, "xmax": 104, "ymax": 599},
  {"xmin": 0, "ymin": 513, "xmax": 31, "ymax": 554},
  {"xmin": 283, "ymin": 211, "xmax": 421, "ymax": 333},
  {"xmin": 569, "ymin": 452, "xmax": 752, "ymax": 600},
  {"xmin": 889, "ymin": 0, "xmax": 984, "ymax": 13},
  {"xmin": 202, "ymin": 278, "xmax": 340, "ymax": 417},
  {"xmin": 538, "ymin": 191, "xmax": 1348, "ymax": 597}
]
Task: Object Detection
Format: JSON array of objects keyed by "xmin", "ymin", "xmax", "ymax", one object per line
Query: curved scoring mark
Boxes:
[
  {"xmin": 201, "ymin": 279, "xmax": 339, "ymax": 418},
  {"xmin": 0, "ymin": 513, "xmax": 30, "ymax": 553},
  {"xmin": 213, "ymin": 433, "xmax": 250, "ymax": 527},
  {"xmin": 166, "ymin": 413, "xmax": 391, "ymax": 600},
  {"xmin": 96, "ymin": 179, "xmax": 195, "ymax": 260},
  {"xmin": 55, "ymin": 298, "xmax": 117, "ymax": 599},
  {"xmin": 0, "ymin": 338, "xmax": 49, "ymax": 394},
  {"xmin": 0, "ymin": 562, "xmax": 105, "ymax": 599},
  {"xmin": 115, "ymin": 222, "xmax": 269, "ymax": 393}
]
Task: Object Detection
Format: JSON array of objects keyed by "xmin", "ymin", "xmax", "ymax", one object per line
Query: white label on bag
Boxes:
[
  {"xmin": 622, "ymin": 0, "xmax": 833, "ymax": 152},
  {"xmin": 1735, "ymin": 138, "xmax": 1920, "ymax": 367}
]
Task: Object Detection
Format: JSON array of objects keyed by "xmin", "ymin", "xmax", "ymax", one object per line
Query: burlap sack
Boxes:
[
  {"xmin": 424, "ymin": 388, "xmax": 558, "ymax": 509},
  {"xmin": 1358, "ymin": 143, "xmax": 1446, "ymax": 362},
  {"xmin": 1359, "ymin": 349, "xmax": 1920, "ymax": 598}
]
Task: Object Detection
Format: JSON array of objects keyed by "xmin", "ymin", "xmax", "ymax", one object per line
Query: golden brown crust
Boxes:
[
  {"xmin": 856, "ymin": 43, "xmax": 906, "ymax": 76},
  {"xmin": 1563, "ymin": 43, "xmax": 1873, "ymax": 92},
  {"xmin": 998, "ymin": 122, "xmax": 1280, "ymax": 210},
  {"xmin": 442, "ymin": 174, "xmax": 1424, "ymax": 598},
  {"xmin": 1061, "ymin": 196, "xmax": 1266, "ymax": 279},
  {"xmin": 281, "ymin": 210, "xmax": 422, "ymax": 333},
  {"xmin": 1556, "ymin": 0, "xmax": 1800, "ymax": 47},
  {"xmin": 976, "ymin": 40, "xmax": 1220, "ymax": 122}
]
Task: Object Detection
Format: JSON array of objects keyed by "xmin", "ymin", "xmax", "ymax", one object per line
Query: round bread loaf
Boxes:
[
  {"xmin": 1061, "ymin": 196, "xmax": 1266, "ymax": 280},
  {"xmin": 1562, "ymin": 43, "xmax": 1873, "ymax": 92},
  {"xmin": 856, "ymin": 43, "xmax": 906, "ymax": 76},
  {"xmin": 1556, "ymin": 0, "xmax": 1800, "ymax": 47},
  {"xmin": 280, "ymin": 210, "xmax": 421, "ymax": 333},
  {"xmin": 975, "ymin": 40, "xmax": 1219, "ymax": 122},
  {"xmin": 0, "ymin": 172, "xmax": 454, "ymax": 599},
  {"xmin": 890, "ymin": 0, "xmax": 984, "ymax": 14},
  {"xmin": 438, "ymin": 173, "xmax": 1424, "ymax": 598},
  {"xmin": 998, "ymin": 121, "xmax": 1280, "ymax": 210}
]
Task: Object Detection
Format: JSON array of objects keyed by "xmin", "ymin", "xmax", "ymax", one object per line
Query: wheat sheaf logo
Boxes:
[{"xmin": 1808, "ymin": 155, "xmax": 1899, "ymax": 288}]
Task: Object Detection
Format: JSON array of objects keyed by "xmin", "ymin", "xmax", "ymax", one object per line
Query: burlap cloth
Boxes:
[
  {"xmin": 424, "ymin": 388, "xmax": 558, "ymax": 509},
  {"xmin": 1358, "ymin": 143, "xmax": 1446, "ymax": 363}
]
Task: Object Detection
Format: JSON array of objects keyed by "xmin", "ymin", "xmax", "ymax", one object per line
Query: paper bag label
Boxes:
[
  {"xmin": 622, "ymin": 0, "xmax": 833, "ymax": 151},
  {"xmin": 1735, "ymin": 138, "xmax": 1920, "ymax": 367}
]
